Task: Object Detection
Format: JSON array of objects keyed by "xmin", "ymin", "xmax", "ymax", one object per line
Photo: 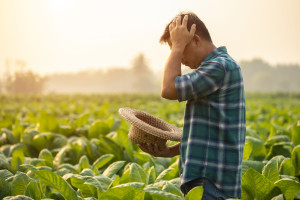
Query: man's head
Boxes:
[
  {"xmin": 160, "ymin": 12, "xmax": 212, "ymax": 44},
  {"xmin": 160, "ymin": 12, "xmax": 215, "ymax": 69}
]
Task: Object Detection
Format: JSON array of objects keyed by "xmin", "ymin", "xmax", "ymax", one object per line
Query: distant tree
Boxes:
[
  {"xmin": 240, "ymin": 58, "xmax": 300, "ymax": 92},
  {"xmin": 131, "ymin": 53, "xmax": 157, "ymax": 93},
  {"xmin": 6, "ymin": 70, "xmax": 46, "ymax": 94}
]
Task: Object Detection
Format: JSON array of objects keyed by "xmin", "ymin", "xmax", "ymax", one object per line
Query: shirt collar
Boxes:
[{"xmin": 203, "ymin": 46, "xmax": 227, "ymax": 62}]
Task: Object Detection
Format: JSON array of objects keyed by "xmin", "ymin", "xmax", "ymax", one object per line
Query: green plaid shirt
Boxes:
[{"xmin": 174, "ymin": 46, "xmax": 246, "ymax": 198}]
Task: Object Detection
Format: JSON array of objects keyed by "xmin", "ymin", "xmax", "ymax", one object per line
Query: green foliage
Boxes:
[
  {"xmin": 185, "ymin": 186, "xmax": 203, "ymax": 200},
  {"xmin": 0, "ymin": 93, "xmax": 300, "ymax": 199},
  {"xmin": 23, "ymin": 164, "xmax": 79, "ymax": 200},
  {"xmin": 88, "ymin": 120, "xmax": 110, "ymax": 139},
  {"xmin": 292, "ymin": 145, "xmax": 300, "ymax": 176},
  {"xmin": 241, "ymin": 168, "xmax": 281, "ymax": 200},
  {"xmin": 275, "ymin": 178, "xmax": 300, "ymax": 200}
]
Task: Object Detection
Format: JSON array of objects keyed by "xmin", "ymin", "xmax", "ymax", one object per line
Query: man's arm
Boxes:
[
  {"xmin": 161, "ymin": 15, "xmax": 196, "ymax": 100},
  {"xmin": 161, "ymin": 47, "xmax": 183, "ymax": 100}
]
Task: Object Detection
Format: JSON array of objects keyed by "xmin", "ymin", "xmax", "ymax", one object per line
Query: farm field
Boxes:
[{"xmin": 0, "ymin": 93, "xmax": 300, "ymax": 200}]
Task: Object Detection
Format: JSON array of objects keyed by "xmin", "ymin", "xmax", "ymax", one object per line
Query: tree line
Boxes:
[{"xmin": 1, "ymin": 56, "xmax": 299, "ymax": 94}]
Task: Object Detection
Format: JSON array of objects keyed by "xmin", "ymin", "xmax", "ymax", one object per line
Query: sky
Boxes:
[{"xmin": 0, "ymin": 0, "xmax": 300, "ymax": 76}]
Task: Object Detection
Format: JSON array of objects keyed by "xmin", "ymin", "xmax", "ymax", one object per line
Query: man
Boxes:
[{"xmin": 138, "ymin": 12, "xmax": 246, "ymax": 199}]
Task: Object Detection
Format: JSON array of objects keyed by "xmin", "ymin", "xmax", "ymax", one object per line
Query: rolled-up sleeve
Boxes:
[{"xmin": 174, "ymin": 61, "xmax": 225, "ymax": 102}]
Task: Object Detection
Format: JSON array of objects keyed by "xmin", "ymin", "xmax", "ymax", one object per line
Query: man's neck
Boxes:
[{"xmin": 198, "ymin": 42, "xmax": 217, "ymax": 66}]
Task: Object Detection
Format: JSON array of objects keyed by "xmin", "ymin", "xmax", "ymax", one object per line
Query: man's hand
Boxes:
[
  {"xmin": 169, "ymin": 15, "xmax": 196, "ymax": 50},
  {"xmin": 137, "ymin": 143, "xmax": 173, "ymax": 157}
]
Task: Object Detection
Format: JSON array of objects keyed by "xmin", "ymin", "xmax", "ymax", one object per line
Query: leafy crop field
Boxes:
[{"xmin": 0, "ymin": 93, "xmax": 300, "ymax": 200}]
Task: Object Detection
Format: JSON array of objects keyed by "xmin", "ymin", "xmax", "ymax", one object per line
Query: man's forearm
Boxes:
[{"xmin": 161, "ymin": 47, "xmax": 184, "ymax": 99}]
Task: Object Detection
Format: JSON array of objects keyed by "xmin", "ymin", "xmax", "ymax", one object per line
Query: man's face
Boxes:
[{"xmin": 167, "ymin": 38, "xmax": 200, "ymax": 70}]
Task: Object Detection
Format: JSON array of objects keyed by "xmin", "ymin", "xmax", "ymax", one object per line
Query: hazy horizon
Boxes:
[{"xmin": 1, "ymin": 0, "xmax": 300, "ymax": 76}]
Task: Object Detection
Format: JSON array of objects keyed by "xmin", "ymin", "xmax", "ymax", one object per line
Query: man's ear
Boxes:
[{"xmin": 193, "ymin": 35, "xmax": 202, "ymax": 47}]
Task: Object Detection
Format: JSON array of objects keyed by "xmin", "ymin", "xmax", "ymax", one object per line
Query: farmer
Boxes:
[{"xmin": 138, "ymin": 12, "xmax": 246, "ymax": 199}]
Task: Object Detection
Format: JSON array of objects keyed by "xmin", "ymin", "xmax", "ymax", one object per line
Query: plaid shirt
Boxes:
[{"xmin": 174, "ymin": 46, "xmax": 246, "ymax": 198}]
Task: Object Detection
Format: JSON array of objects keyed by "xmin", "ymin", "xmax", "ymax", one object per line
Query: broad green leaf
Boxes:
[
  {"xmin": 9, "ymin": 143, "xmax": 28, "ymax": 157},
  {"xmin": 155, "ymin": 157, "xmax": 171, "ymax": 169},
  {"xmin": 0, "ymin": 176, "xmax": 11, "ymax": 199},
  {"xmin": 291, "ymin": 145, "xmax": 300, "ymax": 176},
  {"xmin": 1, "ymin": 128, "xmax": 15, "ymax": 144},
  {"xmin": 78, "ymin": 155, "xmax": 90, "ymax": 172},
  {"xmin": 58, "ymin": 163, "xmax": 78, "ymax": 174},
  {"xmin": 90, "ymin": 174, "xmax": 113, "ymax": 191},
  {"xmin": 80, "ymin": 168, "xmax": 95, "ymax": 176},
  {"xmin": 97, "ymin": 136, "xmax": 123, "ymax": 160},
  {"xmin": 92, "ymin": 154, "xmax": 114, "ymax": 174},
  {"xmin": 37, "ymin": 111, "xmax": 58, "ymax": 132},
  {"xmin": 241, "ymin": 160, "xmax": 265, "ymax": 176},
  {"xmin": 156, "ymin": 168, "xmax": 176, "ymax": 182},
  {"xmin": 31, "ymin": 132, "xmax": 54, "ymax": 151},
  {"xmin": 241, "ymin": 168, "xmax": 280, "ymax": 200},
  {"xmin": 146, "ymin": 166, "xmax": 156, "ymax": 184},
  {"xmin": 50, "ymin": 134, "xmax": 67, "ymax": 149},
  {"xmin": 107, "ymin": 175, "xmax": 120, "ymax": 189},
  {"xmin": 292, "ymin": 123, "xmax": 300, "ymax": 146},
  {"xmin": 88, "ymin": 120, "xmax": 110, "ymax": 138},
  {"xmin": 143, "ymin": 186, "xmax": 183, "ymax": 200},
  {"xmin": 102, "ymin": 161, "xmax": 126, "ymax": 178},
  {"xmin": 185, "ymin": 186, "xmax": 203, "ymax": 200},
  {"xmin": 54, "ymin": 146, "xmax": 71, "ymax": 167},
  {"xmin": 11, "ymin": 171, "xmax": 32, "ymax": 195},
  {"xmin": 58, "ymin": 124, "xmax": 74, "ymax": 136},
  {"xmin": 162, "ymin": 182, "xmax": 183, "ymax": 197},
  {"xmin": 168, "ymin": 178, "xmax": 181, "ymax": 190},
  {"xmin": 279, "ymin": 158, "xmax": 295, "ymax": 176},
  {"xmin": 0, "ymin": 169, "xmax": 14, "ymax": 180},
  {"xmin": 75, "ymin": 113, "xmax": 90, "ymax": 128},
  {"xmin": 66, "ymin": 173, "xmax": 112, "ymax": 194},
  {"xmin": 265, "ymin": 135, "xmax": 291, "ymax": 149},
  {"xmin": 115, "ymin": 128, "xmax": 134, "ymax": 161},
  {"xmin": 100, "ymin": 182, "xmax": 145, "ymax": 200},
  {"xmin": 21, "ymin": 129, "xmax": 39, "ymax": 145},
  {"xmin": 0, "ymin": 152, "xmax": 13, "ymax": 171},
  {"xmin": 38, "ymin": 148, "xmax": 53, "ymax": 169},
  {"xmin": 269, "ymin": 124, "xmax": 277, "ymax": 140},
  {"xmin": 63, "ymin": 173, "xmax": 97, "ymax": 198},
  {"xmin": 0, "ymin": 144, "xmax": 11, "ymax": 157},
  {"xmin": 243, "ymin": 140, "xmax": 253, "ymax": 160},
  {"xmin": 86, "ymin": 141, "xmax": 101, "ymax": 162},
  {"xmin": 266, "ymin": 143, "xmax": 293, "ymax": 160},
  {"xmin": 262, "ymin": 159, "xmax": 281, "ymax": 183},
  {"xmin": 134, "ymin": 152, "xmax": 155, "ymax": 166},
  {"xmin": 246, "ymin": 136, "xmax": 266, "ymax": 160},
  {"xmin": 3, "ymin": 195, "xmax": 34, "ymax": 200},
  {"xmin": 271, "ymin": 194, "xmax": 285, "ymax": 200},
  {"xmin": 154, "ymin": 163, "xmax": 165, "ymax": 175},
  {"xmin": 12, "ymin": 120, "xmax": 24, "ymax": 143},
  {"xmin": 23, "ymin": 165, "xmax": 78, "ymax": 200},
  {"xmin": 110, "ymin": 118, "xmax": 121, "ymax": 132},
  {"xmin": 274, "ymin": 178, "xmax": 300, "ymax": 200},
  {"xmin": 24, "ymin": 180, "xmax": 42, "ymax": 200},
  {"xmin": 119, "ymin": 163, "xmax": 147, "ymax": 184},
  {"xmin": 49, "ymin": 192, "xmax": 64, "ymax": 200},
  {"xmin": 11, "ymin": 148, "xmax": 25, "ymax": 172}
]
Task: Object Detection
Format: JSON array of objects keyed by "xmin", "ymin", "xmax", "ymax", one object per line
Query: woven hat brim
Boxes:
[{"xmin": 119, "ymin": 107, "xmax": 182, "ymax": 141}]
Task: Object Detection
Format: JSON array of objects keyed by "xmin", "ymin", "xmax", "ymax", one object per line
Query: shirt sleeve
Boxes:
[{"xmin": 174, "ymin": 61, "xmax": 225, "ymax": 102}]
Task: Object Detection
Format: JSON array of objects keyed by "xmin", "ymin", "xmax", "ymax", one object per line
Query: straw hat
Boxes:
[{"xmin": 119, "ymin": 107, "xmax": 182, "ymax": 149}]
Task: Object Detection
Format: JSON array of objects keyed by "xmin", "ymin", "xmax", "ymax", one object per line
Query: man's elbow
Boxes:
[{"xmin": 161, "ymin": 88, "xmax": 178, "ymax": 100}]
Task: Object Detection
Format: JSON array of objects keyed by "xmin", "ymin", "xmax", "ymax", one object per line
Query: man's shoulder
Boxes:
[{"xmin": 203, "ymin": 54, "xmax": 240, "ymax": 73}]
